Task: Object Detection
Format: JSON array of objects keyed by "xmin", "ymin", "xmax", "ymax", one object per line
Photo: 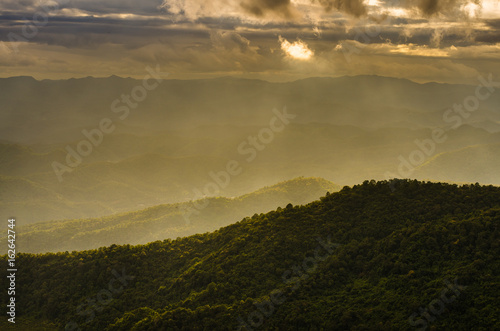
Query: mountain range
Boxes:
[
  {"xmin": 1, "ymin": 177, "xmax": 339, "ymax": 253},
  {"xmin": 1, "ymin": 75, "xmax": 499, "ymax": 225}
]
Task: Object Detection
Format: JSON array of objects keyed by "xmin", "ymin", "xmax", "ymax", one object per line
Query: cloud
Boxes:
[
  {"xmin": 240, "ymin": 0, "xmax": 299, "ymax": 19},
  {"xmin": 279, "ymin": 36, "xmax": 314, "ymax": 60},
  {"xmin": 0, "ymin": 0, "xmax": 164, "ymax": 16},
  {"xmin": 210, "ymin": 31, "xmax": 251, "ymax": 52},
  {"xmin": 417, "ymin": 0, "xmax": 457, "ymax": 16},
  {"xmin": 160, "ymin": 0, "xmax": 369, "ymax": 22},
  {"xmin": 0, "ymin": 0, "xmax": 499, "ymax": 83},
  {"xmin": 410, "ymin": 0, "xmax": 482, "ymax": 18},
  {"xmin": 315, "ymin": 0, "xmax": 367, "ymax": 17},
  {"xmin": 386, "ymin": 0, "xmax": 484, "ymax": 18},
  {"xmin": 431, "ymin": 28, "xmax": 444, "ymax": 46}
]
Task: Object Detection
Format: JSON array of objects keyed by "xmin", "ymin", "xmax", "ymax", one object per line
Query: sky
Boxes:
[{"xmin": 0, "ymin": 0, "xmax": 499, "ymax": 83}]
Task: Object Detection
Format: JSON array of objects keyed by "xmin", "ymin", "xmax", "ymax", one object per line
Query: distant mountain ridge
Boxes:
[
  {"xmin": 4, "ymin": 74, "xmax": 474, "ymax": 87},
  {"xmin": 1, "ymin": 74, "xmax": 499, "ymax": 144},
  {"xmin": 1, "ymin": 177, "xmax": 339, "ymax": 253}
]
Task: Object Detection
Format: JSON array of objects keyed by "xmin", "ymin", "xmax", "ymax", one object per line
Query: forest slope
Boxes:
[{"xmin": 0, "ymin": 180, "xmax": 498, "ymax": 330}]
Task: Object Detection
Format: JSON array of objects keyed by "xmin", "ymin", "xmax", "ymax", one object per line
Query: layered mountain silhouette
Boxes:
[
  {"xmin": 2, "ymin": 177, "xmax": 339, "ymax": 253},
  {"xmin": 1, "ymin": 75, "xmax": 499, "ymax": 145},
  {"xmin": 1, "ymin": 75, "xmax": 499, "ymax": 227}
]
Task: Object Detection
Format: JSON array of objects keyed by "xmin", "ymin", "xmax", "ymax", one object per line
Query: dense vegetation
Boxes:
[
  {"xmin": 1, "ymin": 179, "xmax": 499, "ymax": 330},
  {"xmin": 1, "ymin": 177, "xmax": 339, "ymax": 253}
]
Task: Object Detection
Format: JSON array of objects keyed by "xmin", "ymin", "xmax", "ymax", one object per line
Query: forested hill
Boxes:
[
  {"xmin": 1, "ymin": 180, "xmax": 499, "ymax": 330},
  {"xmin": 1, "ymin": 177, "xmax": 339, "ymax": 254}
]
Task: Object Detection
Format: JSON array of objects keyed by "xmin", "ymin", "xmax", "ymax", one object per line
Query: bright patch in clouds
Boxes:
[
  {"xmin": 462, "ymin": 2, "xmax": 480, "ymax": 18},
  {"xmin": 279, "ymin": 36, "xmax": 314, "ymax": 60},
  {"xmin": 481, "ymin": 0, "xmax": 500, "ymax": 18},
  {"xmin": 364, "ymin": 0, "xmax": 381, "ymax": 6}
]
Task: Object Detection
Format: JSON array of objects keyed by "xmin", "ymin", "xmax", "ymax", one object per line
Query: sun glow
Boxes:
[{"xmin": 279, "ymin": 36, "xmax": 314, "ymax": 60}]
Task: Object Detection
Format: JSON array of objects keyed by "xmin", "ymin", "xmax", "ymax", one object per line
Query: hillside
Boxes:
[
  {"xmin": 1, "ymin": 180, "xmax": 498, "ymax": 330},
  {"xmin": 2, "ymin": 177, "xmax": 339, "ymax": 253}
]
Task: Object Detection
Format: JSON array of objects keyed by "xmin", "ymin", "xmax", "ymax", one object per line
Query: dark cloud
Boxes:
[
  {"xmin": 239, "ymin": 0, "xmax": 370, "ymax": 19},
  {"xmin": 0, "ymin": 13, "xmax": 206, "ymax": 49},
  {"xmin": 484, "ymin": 19, "xmax": 500, "ymax": 29},
  {"xmin": 240, "ymin": 0, "xmax": 297, "ymax": 19},
  {"xmin": 40, "ymin": 0, "xmax": 163, "ymax": 16},
  {"xmin": 316, "ymin": 0, "xmax": 367, "ymax": 17},
  {"xmin": 475, "ymin": 32, "xmax": 500, "ymax": 43},
  {"xmin": 66, "ymin": 0, "xmax": 164, "ymax": 15},
  {"xmin": 417, "ymin": 0, "xmax": 457, "ymax": 16}
]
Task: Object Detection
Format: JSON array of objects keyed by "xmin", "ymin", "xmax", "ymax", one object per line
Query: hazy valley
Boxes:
[{"xmin": 1, "ymin": 76, "xmax": 500, "ymax": 226}]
